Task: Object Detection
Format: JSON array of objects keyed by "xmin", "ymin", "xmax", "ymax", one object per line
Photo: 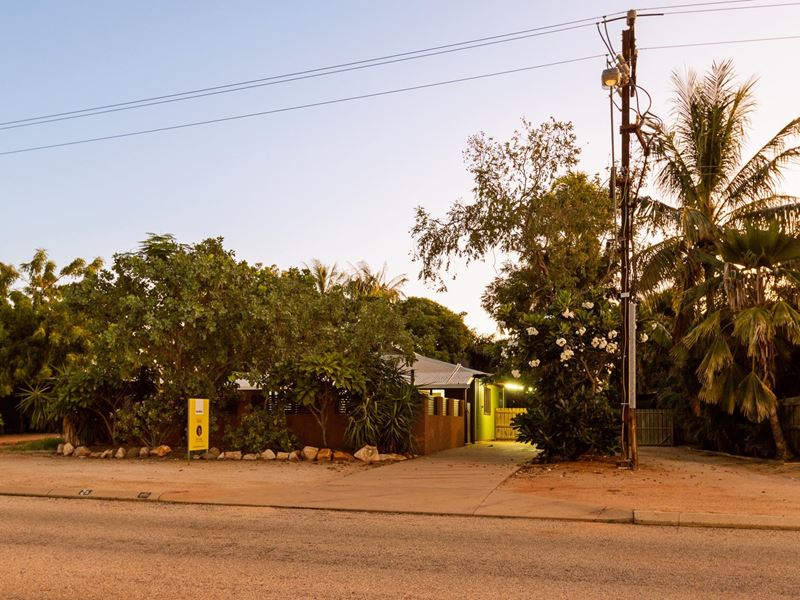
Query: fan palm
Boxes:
[
  {"xmin": 681, "ymin": 225, "xmax": 800, "ymax": 459},
  {"xmin": 638, "ymin": 61, "xmax": 800, "ymax": 325},
  {"xmin": 347, "ymin": 262, "xmax": 408, "ymax": 301}
]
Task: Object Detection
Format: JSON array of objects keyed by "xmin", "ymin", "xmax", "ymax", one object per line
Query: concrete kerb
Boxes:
[{"xmin": 2, "ymin": 489, "xmax": 799, "ymax": 530}]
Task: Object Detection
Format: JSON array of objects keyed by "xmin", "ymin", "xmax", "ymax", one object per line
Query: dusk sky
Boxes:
[{"xmin": 2, "ymin": 1, "xmax": 799, "ymax": 333}]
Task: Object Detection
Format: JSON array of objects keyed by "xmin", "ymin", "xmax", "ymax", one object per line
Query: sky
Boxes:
[{"xmin": 2, "ymin": 1, "xmax": 800, "ymax": 334}]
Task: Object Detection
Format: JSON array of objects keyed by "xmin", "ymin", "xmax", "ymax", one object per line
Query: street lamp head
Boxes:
[{"xmin": 602, "ymin": 67, "xmax": 622, "ymax": 88}]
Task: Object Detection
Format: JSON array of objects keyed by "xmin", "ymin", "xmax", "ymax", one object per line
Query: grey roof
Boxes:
[{"xmin": 407, "ymin": 353, "xmax": 489, "ymax": 389}]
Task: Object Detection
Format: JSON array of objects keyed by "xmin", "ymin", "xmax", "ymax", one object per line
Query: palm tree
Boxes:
[
  {"xmin": 304, "ymin": 259, "xmax": 346, "ymax": 294},
  {"xmin": 682, "ymin": 225, "xmax": 800, "ymax": 459},
  {"xmin": 638, "ymin": 61, "xmax": 800, "ymax": 325},
  {"xmin": 347, "ymin": 262, "xmax": 408, "ymax": 301}
]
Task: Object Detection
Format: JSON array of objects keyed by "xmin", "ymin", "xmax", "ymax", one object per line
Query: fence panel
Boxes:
[
  {"xmin": 637, "ymin": 409, "xmax": 674, "ymax": 446},
  {"xmin": 495, "ymin": 408, "xmax": 526, "ymax": 440},
  {"xmin": 781, "ymin": 398, "xmax": 800, "ymax": 455}
]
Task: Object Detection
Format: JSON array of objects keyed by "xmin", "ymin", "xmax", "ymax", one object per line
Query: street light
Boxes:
[{"xmin": 602, "ymin": 67, "xmax": 621, "ymax": 88}]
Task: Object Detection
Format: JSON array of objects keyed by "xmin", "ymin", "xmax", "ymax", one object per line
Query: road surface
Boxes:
[{"xmin": 1, "ymin": 496, "xmax": 798, "ymax": 599}]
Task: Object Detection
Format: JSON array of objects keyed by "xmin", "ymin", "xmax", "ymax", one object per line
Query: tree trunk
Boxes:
[
  {"xmin": 62, "ymin": 414, "xmax": 81, "ymax": 447},
  {"xmin": 767, "ymin": 406, "xmax": 793, "ymax": 461}
]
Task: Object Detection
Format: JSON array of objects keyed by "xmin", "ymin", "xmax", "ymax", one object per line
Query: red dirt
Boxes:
[{"xmin": 504, "ymin": 446, "xmax": 800, "ymax": 516}]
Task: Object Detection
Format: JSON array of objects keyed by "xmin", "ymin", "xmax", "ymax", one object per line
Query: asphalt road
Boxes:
[{"xmin": 1, "ymin": 496, "xmax": 798, "ymax": 599}]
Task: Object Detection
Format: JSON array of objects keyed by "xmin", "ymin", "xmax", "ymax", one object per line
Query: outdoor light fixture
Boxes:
[
  {"xmin": 503, "ymin": 382, "xmax": 525, "ymax": 391},
  {"xmin": 602, "ymin": 66, "xmax": 622, "ymax": 88}
]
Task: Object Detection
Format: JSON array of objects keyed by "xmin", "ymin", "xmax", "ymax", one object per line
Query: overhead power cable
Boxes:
[
  {"xmin": 0, "ymin": 14, "xmax": 624, "ymax": 130},
  {"xmin": 0, "ymin": 55, "xmax": 604, "ymax": 156},
  {"xmin": 659, "ymin": 0, "xmax": 800, "ymax": 14},
  {"xmin": 0, "ymin": 22, "xmax": 598, "ymax": 132},
  {"xmin": 2, "ymin": 29, "xmax": 800, "ymax": 157}
]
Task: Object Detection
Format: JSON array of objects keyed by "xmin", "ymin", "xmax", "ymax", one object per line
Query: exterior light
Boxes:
[
  {"xmin": 503, "ymin": 382, "xmax": 525, "ymax": 391},
  {"xmin": 602, "ymin": 67, "xmax": 621, "ymax": 88}
]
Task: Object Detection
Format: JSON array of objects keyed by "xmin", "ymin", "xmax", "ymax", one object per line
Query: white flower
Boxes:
[
  {"xmin": 562, "ymin": 309, "xmax": 575, "ymax": 319},
  {"xmin": 556, "ymin": 337, "xmax": 567, "ymax": 347},
  {"xmin": 650, "ymin": 322, "xmax": 658, "ymax": 331},
  {"xmin": 526, "ymin": 326, "xmax": 539, "ymax": 336},
  {"xmin": 640, "ymin": 333, "xmax": 649, "ymax": 343},
  {"xmin": 560, "ymin": 348, "xmax": 574, "ymax": 362},
  {"xmin": 606, "ymin": 342, "xmax": 618, "ymax": 353},
  {"xmin": 501, "ymin": 348, "xmax": 508, "ymax": 358},
  {"xmin": 591, "ymin": 337, "xmax": 601, "ymax": 348},
  {"xmin": 507, "ymin": 338, "xmax": 518, "ymax": 348},
  {"xmin": 528, "ymin": 359, "xmax": 540, "ymax": 367},
  {"xmin": 511, "ymin": 369, "xmax": 520, "ymax": 378},
  {"xmin": 598, "ymin": 338, "xmax": 608, "ymax": 349},
  {"xmin": 577, "ymin": 327, "xmax": 586, "ymax": 336},
  {"xmin": 582, "ymin": 301, "xmax": 594, "ymax": 309},
  {"xmin": 608, "ymin": 330, "xmax": 618, "ymax": 339}
]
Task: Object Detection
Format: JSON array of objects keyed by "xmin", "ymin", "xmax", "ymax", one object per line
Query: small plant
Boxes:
[
  {"xmin": 223, "ymin": 405, "xmax": 296, "ymax": 454},
  {"xmin": 115, "ymin": 396, "xmax": 179, "ymax": 448}
]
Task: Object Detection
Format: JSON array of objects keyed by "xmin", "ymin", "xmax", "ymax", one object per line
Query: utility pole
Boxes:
[{"xmin": 619, "ymin": 9, "xmax": 638, "ymax": 468}]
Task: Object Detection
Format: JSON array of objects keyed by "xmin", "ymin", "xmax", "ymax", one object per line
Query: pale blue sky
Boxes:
[{"xmin": 2, "ymin": 1, "xmax": 799, "ymax": 333}]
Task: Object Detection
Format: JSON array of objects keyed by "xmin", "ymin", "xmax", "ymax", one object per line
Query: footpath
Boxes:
[{"xmin": 1, "ymin": 441, "xmax": 799, "ymax": 531}]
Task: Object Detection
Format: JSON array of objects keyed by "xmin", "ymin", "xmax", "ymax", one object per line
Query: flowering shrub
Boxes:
[{"xmin": 500, "ymin": 289, "xmax": 622, "ymax": 460}]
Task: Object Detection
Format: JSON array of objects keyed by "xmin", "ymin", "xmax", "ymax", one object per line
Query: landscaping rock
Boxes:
[
  {"xmin": 208, "ymin": 447, "xmax": 221, "ymax": 459},
  {"xmin": 302, "ymin": 446, "xmax": 319, "ymax": 462},
  {"xmin": 333, "ymin": 450, "xmax": 354, "ymax": 462},
  {"xmin": 261, "ymin": 449, "xmax": 276, "ymax": 460},
  {"xmin": 62, "ymin": 443, "xmax": 75, "ymax": 457},
  {"xmin": 56, "ymin": 443, "xmax": 64, "ymax": 455},
  {"xmin": 288, "ymin": 451, "xmax": 301, "ymax": 461},
  {"xmin": 90, "ymin": 451, "xmax": 102, "ymax": 458},
  {"xmin": 380, "ymin": 453, "xmax": 408, "ymax": 462},
  {"xmin": 222, "ymin": 451, "xmax": 242, "ymax": 460},
  {"xmin": 354, "ymin": 445, "xmax": 380, "ymax": 463},
  {"xmin": 114, "ymin": 447, "xmax": 126, "ymax": 459},
  {"xmin": 151, "ymin": 445, "xmax": 171, "ymax": 458},
  {"xmin": 317, "ymin": 448, "xmax": 333, "ymax": 462},
  {"xmin": 125, "ymin": 447, "xmax": 140, "ymax": 459},
  {"xmin": 101, "ymin": 449, "xmax": 113, "ymax": 459},
  {"xmin": 276, "ymin": 452, "xmax": 289, "ymax": 461},
  {"xmin": 74, "ymin": 446, "xmax": 92, "ymax": 458},
  {"xmin": 139, "ymin": 447, "xmax": 149, "ymax": 458},
  {"xmin": 242, "ymin": 453, "xmax": 257, "ymax": 461}
]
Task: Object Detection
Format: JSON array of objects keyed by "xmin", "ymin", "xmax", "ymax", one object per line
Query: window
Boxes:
[{"xmin": 483, "ymin": 388, "xmax": 492, "ymax": 416}]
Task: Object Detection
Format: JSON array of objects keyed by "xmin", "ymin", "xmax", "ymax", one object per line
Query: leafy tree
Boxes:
[
  {"xmin": 398, "ymin": 296, "xmax": 474, "ymax": 364},
  {"xmin": 412, "ymin": 118, "xmax": 582, "ymax": 290},
  {"xmin": 681, "ymin": 225, "xmax": 800, "ymax": 459}
]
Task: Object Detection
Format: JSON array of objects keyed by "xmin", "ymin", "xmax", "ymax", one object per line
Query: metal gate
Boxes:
[
  {"xmin": 495, "ymin": 408, "xmax": 526, "ymax": 440},
  {"xmin": 636, "ymin": 409, "xmax": 674, "ymax": 446}
]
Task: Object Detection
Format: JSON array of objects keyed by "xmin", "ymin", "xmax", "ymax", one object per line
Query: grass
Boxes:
[{"xmin": 0, "ymin": 437, "xmax": 63, "ymax": 452}]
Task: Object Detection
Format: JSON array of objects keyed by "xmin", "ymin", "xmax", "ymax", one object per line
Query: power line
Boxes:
[
  {"xmin": 641, "ymin": 32, "xmax": 800, "ymax": 49},
  {"xmin": 660, "ymin": 0, "xmax": 800, "ymax": 14},
  {"xmin": 0, "ymin": 14, "xmax": 623, "ymax": 129},
  {"xmin": 639, "ymin": 0, "xmax": 758, "ymax": 9},
  {"xmin": 0, "ymin": 54, "xmax": 604, "ymax": 157},
  {"xmin": 0, "ymin": 22, "xmax": 597, "ymax": 133},
  {"xmin": 3, "ymin": 29, "xmax": 799, "ymax": 157}
]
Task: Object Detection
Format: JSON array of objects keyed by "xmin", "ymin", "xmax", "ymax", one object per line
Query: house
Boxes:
[{"xmin": 235, "ymin": 353, "xmax": 509, "ymax": 454}]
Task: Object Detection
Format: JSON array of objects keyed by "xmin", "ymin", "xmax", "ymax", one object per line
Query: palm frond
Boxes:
[
  {"xmin": 772, "ymin": 300, "xmax": 800, "ymax": 345},
  {"xmin": 682, "ymin": 310, "xmax": 722, "ymax": 349},
  {"xmin": 732, "ymin": 306, "xmax": 775, "ymax": 359},
  {"xmin": 725, "ymin": 197, "xmax": 800, "ymax": 233},
  {"xmin": 636, "ymin": 236, "xmax": 685, "ymax": 292},
  {"xmin": 737, "ymin": 370, "xmax": 776, "ymax": 423}
]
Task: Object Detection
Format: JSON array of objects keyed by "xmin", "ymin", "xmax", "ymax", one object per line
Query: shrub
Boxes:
[
  {"xmin": 115, "ymin": 396, "xmax": 179, "ymax": 448},
  {"xmin": 513, "ymin": 387, "xmax": 619, "ymax": 462},
  {"xmin": 223, "ymin": 406, "xmax": 296, "ymax": 454}
]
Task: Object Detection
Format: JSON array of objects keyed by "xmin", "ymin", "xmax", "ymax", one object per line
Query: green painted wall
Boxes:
[{"xmin": 475, "ymin": 382, "xmax": 500, "ymax": 441}]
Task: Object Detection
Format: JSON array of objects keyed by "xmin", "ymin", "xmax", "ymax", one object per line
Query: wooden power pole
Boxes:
[{"xmin": 619, "ymin": 9, "xmax": 638, "ymax": 468}]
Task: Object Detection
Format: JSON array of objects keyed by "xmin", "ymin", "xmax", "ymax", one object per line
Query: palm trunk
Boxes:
[{"xmin": 767, "ymin": 406, "xmax": 793, "ymax": 461}]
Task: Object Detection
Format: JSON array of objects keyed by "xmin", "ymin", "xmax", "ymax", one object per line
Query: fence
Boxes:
[
  {"xmin": 781, "ymin": 398, "xmax": 800, "ymax": 455},
  {"xmin": 495, "ymin": 408, "xmax": 526, "ymax": 440},
  {"xmin": 636, "ymin": 409, "xmax": 674, "ymax": 446}
]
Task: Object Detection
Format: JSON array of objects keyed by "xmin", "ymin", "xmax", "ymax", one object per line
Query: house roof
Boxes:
[
  {"xmin": 235, "ymin": 353, "xmax": 490, "ymax": 392},
  {"xmin": 407, "ymin": 353, "xmax": 489, "ymax": 389}
]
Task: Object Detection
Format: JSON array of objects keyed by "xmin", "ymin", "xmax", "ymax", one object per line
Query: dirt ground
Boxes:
[
  {"xmin": 0, "ymin": 432, "xmax": 60, "ymax": 446},
  {"xmin": 504, "ymin": 446, "xmax": 800, "ymax": 516}
]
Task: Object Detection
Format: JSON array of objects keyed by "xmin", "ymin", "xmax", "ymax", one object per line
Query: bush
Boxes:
[
  {"xmin": 115, "ymin": 396, "xmax": 179, "ymax": 448},
  {"xmin": 223, "ymin": 406, "xmax": 296, "ymax": 454},
  {"xmin": 513, "ymin": 387, "xmax": 619, "ymax": 462}
]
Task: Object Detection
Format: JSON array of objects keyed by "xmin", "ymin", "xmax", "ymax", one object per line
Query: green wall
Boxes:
[{"xmin": 475, "ymin": 382, "xmax": 500, "ymax": 442}]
